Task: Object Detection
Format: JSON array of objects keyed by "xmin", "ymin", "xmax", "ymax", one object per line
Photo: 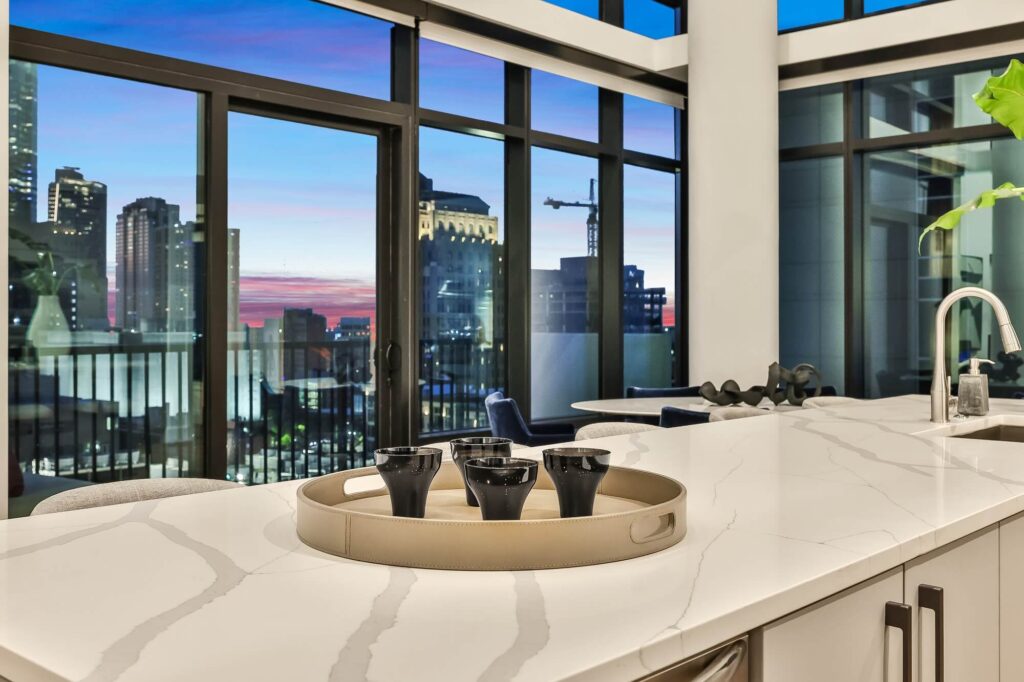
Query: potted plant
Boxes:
[{"xmin": 919, "ymin": 58, "xmax": 1024, "ymax": 247}]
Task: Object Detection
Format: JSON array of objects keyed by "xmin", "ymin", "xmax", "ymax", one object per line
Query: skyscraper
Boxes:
[
  {"xmin": 115, "ymin": 197, "xmax": 195, "ymax": 333},
  {"xmin": 9, "ymin": 60, "xmax": 38, "ymax": 232},
  {"xmin": 227, "ymin": 228, "xmax": 241, "ymax": 332},
  {"xmin": 46, "ymin": 167, "xmax": 109, "ymax": 330}
]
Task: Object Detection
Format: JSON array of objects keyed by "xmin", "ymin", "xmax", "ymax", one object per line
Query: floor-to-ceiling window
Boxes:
[
  {"xmin": 7, "ymin": 1, "xmax": 684, "ymax": 514},
  {"xmin": 7, "ymin": 62, "xmax": 205, "ymax": 517},
  {"xmin": 779, "ymin": 55, "xmax": 1022, "ymax": 398},
  {"xmin": 778, "ymin": 0, "xmax": 949, "ymax": 31}
]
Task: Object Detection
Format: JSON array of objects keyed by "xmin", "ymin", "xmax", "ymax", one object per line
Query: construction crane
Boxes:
[{"xmin": 544, "ymin": 178, "xmax": 598, "ymax": 258}]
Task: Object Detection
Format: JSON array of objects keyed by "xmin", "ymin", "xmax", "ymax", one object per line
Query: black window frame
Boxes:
[{"xmin": 7, "ymin": 1, "xmax": 686, "ymax": 477}]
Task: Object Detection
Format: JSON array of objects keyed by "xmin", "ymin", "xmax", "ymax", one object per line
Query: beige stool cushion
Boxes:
[
  {"xmin": 575, "ymin": 422, "xmax": 662, "ymax": 440},
  {"xmin": 31, "ymin": 478, "xmax": 242, "ymax": 515}
]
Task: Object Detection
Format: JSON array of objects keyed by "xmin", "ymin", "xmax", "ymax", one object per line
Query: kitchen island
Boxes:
[{"xmin": 4, "ymin": 394, "xmax": 1024, "ymax": 681}]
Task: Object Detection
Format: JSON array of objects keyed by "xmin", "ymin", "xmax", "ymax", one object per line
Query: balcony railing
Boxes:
[{"xmin": 419, "ymin": 339, "xmax": 503, "ymax": 435}]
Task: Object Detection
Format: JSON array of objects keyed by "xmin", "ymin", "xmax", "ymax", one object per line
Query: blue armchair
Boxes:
[
  {"xmin": 484, "ymin": 392, "xmax": 575, "ymax": 446},
  {"xmin": 626, "ymin": 386, "xmax": 702, "ymax": 398},
  {"xmin": 659, "ymin": 406, "xmax": 711, "ymax": 428}
]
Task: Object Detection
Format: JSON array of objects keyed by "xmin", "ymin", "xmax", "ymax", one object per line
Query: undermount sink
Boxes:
[
  {"xmin": 951, "ymin": 425, "xmax": 1024, "ymax": 443},
  {"xmin": 916, "ymin": 414, "xmax": 1024, "ymax": 441}
]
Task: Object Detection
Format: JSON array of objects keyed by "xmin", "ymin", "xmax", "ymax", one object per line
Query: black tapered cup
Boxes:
[
  {"xmin": 450, "ymin": 437, "xmax": 514, "ymax": 507},
  {"xmin": 542, "ymin": 447, "xmax": 611, "ymax": 518},
  {"xmin": 464, "ymin": 457, "xmax": 538, "ymax": 521},
  {"xmin": 374, "ymin": 447, "xmax": 443, "ymax": 518}
]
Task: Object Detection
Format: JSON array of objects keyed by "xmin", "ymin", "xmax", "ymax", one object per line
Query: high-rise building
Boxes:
[
  {"xmin": 333, "ymin": 317, "xmax": 372, "ymax": 385},
  {"xmin": 9, "ymin": 60, "xmax": 37, "ymax": 232},
  {"xmin": 115, "ymin": 197, "xmax": 195, "ymax": 333},
  {"xmin": 623, "ymin": 264, "xmax": 667, "ymax": 333},
  {"xmin": 282, "ymin": 308, "xmax": 328, "ymax": 380},
  {"xmin": 228, "ymin": 228, "xmax": 241, "ymax": 332},
  {"xmin": 46, "ymin": 167, "xmax": 109, "ymax": 330}
]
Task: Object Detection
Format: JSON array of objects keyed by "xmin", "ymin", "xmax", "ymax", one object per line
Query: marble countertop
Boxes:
[
  {"xmin": 6, "ymin": 395, "xmax": 1024, "ymax": 681},
  {"xmin": 570, "ymin": 396, "xmax": 801, "ymax": 416}
]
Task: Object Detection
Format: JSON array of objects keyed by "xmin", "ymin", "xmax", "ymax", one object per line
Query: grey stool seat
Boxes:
[
  {"xmin": 31, "ymin": 478, "xmax": 243, "ymax": 515},
  {"xmin": 575, "ymin": 422, "xmax": 662, "ymax": 440}
]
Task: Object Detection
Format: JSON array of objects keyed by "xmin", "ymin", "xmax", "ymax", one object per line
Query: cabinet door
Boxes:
[
  {"xmin": 754, "ymin": 568, "xmax": 904, "ymax": 682},
  {"xmin": 1001, "ymin": 513, "xmax": 1024, "ymax": 682},
  {"xmin": 905, "ymin": 526, "xmax": 999, "ymax": 682}
]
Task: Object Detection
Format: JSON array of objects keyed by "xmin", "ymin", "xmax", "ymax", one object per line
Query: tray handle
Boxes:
[
  {"xmin": 338, "ymin": 472, "xmax": 388, "ymax": 503},
  {"xmin": 629, "ymin": 511, "xmax": 676, "ymax": 544}
]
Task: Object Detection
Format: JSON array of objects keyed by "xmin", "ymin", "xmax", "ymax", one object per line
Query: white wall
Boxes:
[{"xmin": 687, "ymin": 0, "xmax": 779, "ymax": 387}]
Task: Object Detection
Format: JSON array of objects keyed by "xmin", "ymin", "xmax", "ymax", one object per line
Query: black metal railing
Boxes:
[{"xmin": 419, "ymin": 339, "xmax": 503, "ymax": 435}]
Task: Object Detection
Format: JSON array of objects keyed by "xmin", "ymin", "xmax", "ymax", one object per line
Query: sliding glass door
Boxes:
[{"xmin": 226, "ymin": 111, "xmax": 381, "ymax": 484}]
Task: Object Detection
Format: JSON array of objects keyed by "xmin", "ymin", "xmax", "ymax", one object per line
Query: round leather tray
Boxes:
[{"xmin": 296, "ymin": 461, "xmax": 687, "ymax": 570}]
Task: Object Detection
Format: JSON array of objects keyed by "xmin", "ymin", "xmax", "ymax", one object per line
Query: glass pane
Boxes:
[
  {"xmin": 531, "ymin": 148, "xmax": 600, "ymax": 420},
  {"xmin": 780, "ymin": 157, "xmax": 845, "ymax": 394},
  {"xmin": 778, "ymin": 0, "xmax": 844, "ymax": 31},
  {"xmin": 863, "ymin": 59, "xmax": 1003, "ymax": 139},
  {"xmin": 624, "ymin": 95, "xmax": 677, "ymax": 157},
  {"xmin": 227, "ymin": 113, "xmax": 377, "ymax": 484},
  {"xmin": 532, "ymin": 70, "xmax": 599, "ymax": 142},
  {"xmin": 625, "ymin": 0, "xmax": 679, "ymax": 39},
  {"xmin": 623, "ymin": 166, "xmax": 677, "ymax": 390},
  {"xmin": 420, "ymin": 40, "xmax": 504, "ymax": 123},
  {"xmin": 863, "ymin": 139, "xmax": 1024, "ymax": 398},
  {"xmin": 543, "ymin": 0, "xmax": 599, "ymax": 19},
  {"xmin": 11, "ymin": 0, "xmax": 392, "ymax": 100},
  {"xmin": 780, "ymin": 84, "xmax": 844, "ymax": 149},
  {"xmin": 418, "ymin": 128, "xmax": 506, "ymax": 434},
  {"xmin": 8, "ymin": 62, "xmax": 203, "ymax": 517}
]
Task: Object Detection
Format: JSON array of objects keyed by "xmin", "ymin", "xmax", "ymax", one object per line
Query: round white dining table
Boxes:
[{"xmin": 569, "ymin": 396, "xmax": 804, "ymax": 418}]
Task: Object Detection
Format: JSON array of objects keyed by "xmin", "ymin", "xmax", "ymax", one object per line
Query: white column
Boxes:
[{"xmin": 687, "ymin": 0, "xmax": 779, "ymax": 387}]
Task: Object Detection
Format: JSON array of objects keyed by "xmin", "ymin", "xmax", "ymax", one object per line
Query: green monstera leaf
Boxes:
[
  {"xmin": 975, "ymin": 58, "xmax": 1024, "ymax": 140},
  {"xmin": 919, "ymin": 183, "xmax": 1024, "ymax": 250}
]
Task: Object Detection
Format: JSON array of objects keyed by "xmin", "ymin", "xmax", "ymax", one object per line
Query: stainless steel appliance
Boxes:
[{"xmin": 639, "ymin": 637, "xmax": 747, "ymax": 681}]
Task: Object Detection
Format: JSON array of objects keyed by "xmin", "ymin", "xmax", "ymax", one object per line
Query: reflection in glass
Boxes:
[
  {"xmin": 865, "ymin": 0, "xmax": 927, "ymax": 12},
  {"xmin": 11, "ymin": 0, "xmax": 392, "ymax": 100},
  {"xmin": 7, "ymin": 62, "xmax": 203, "ymax": 517},
  {"xmin": 623, "ymin": 166, "xmax": 677, "ymax": 390},
  {"xmin": 418, "ymin": 128, "xmax": 506, "ymax": 434},
  {"xmin": 420, "ymin": 40, "xmax": 504, "ymax": 123},
  {"xmin": 863, "ymin": 60, "xmax": 1000, "ymax": 139},
  {"xmin": 780, "ymin": 157, "xmax": 845, "ymax": 393},
  {"xmin": 624, "ymin": 0, "xmax": 679, "ymax": 39},
  {"xmin": 864, "ymin": 139, "xmax": 1024, "ymax": 398},
  {"xmin": 778, "ymin": 0, "xmax": 843, "ymax": 30},
  {"xmin": 532, "ymin": 70, "xmax": 599, "ymax": 142},
  {"xmin": 624, "ymin": 95, "xmax": 677, "ymax": 157},
  {"xmin": 780, "ymin": 84, "xmax": 843, "ymax": 149},
  {"xmin": 531, "ymin": 148, "xmax": 600, "ymax": 420},
  {"xmin": 227, "ymin": 113, "xmax": 378, "ymax": 484}
]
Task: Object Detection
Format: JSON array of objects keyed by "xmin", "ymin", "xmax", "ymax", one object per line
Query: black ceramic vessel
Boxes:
[
  {"xmin": 542, "ymin": 447, "xmax": 611, "ymax": 518},
  {"xmin": 464, "ymin": 457, "xmax": 538, "ymax": 521},
  {"xmin": 450, "ymin": 437, "xmax": 514, "ymax": 506},
  {"xmin": 374, "ymin": 447, "xmax": 443, "ymax": 518}
]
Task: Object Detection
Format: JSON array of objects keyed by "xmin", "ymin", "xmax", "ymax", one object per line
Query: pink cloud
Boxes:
[{"xmin": 238, "ymin": 274, "xmax": 376, "ymax": 333}]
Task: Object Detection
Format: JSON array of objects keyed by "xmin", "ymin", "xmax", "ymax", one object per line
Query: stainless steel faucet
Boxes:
[{"xmin": 931, "ymin": 287, "xmax": 1022, "ymax": 423}]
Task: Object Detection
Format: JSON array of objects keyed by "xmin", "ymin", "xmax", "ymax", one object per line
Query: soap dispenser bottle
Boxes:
[{"xmin": 958, "ymin": 358, "xmax": 994, "ymax": 417}]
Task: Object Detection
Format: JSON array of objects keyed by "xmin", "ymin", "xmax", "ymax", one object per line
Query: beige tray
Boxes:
[{"xmin": 296, "ymin": 461, "xmax": 686, "ymax": 570}]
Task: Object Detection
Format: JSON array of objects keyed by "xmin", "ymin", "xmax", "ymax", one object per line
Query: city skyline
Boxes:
[{"xmin": 25, "ymin": 58, "xmax": 676, "ymax": 334}]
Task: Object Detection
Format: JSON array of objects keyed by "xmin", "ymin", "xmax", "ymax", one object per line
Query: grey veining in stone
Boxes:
[
  {"xmin": 479, "ymin": 571, "xmax": 551, "ymax": 682},
  {"xmin": 82, "ymin": 501, "xmax": 249, "ymax": 682},
  {"xmin": 330, "ymin": 567, "xmax": 417, "ymax": 681}
]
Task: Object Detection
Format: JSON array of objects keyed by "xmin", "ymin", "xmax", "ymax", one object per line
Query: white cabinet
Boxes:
[
  {"xmin": 1001, "ymin": 513, "xmax": 1024, "ymax": 682},
  {"xmin": 905, "ymin": 526, "xmax": 999, "ymax": 682},
  {"xmin": 754, "ymin": 525, "xmax": 1002, "ymax": 682},
  {"xmin": 753, "ymin": 568, "xmax": 904, "ymax": 682}
]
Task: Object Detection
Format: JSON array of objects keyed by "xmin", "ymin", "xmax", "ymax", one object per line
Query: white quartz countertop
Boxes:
[{"xmin": 6, "ymin": 395, "xmax": 1024, "ymax": 681}]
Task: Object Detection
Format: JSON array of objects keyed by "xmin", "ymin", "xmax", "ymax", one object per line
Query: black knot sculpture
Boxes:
[{"xmin": 699, "ymin": 362, "xmax": 823, "ymax": 407}]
